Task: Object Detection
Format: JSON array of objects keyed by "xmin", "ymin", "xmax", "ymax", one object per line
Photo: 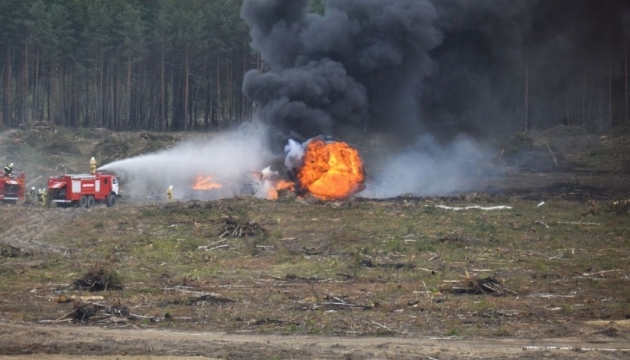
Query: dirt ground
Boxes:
[
  {"xmin": 1, "ymin": 178, "xmax": 629, "ymax": 359},
  {"xmin": 1, "ymin": 322, "xmax": 629, "ymax": 359},
  {"xmin": 2, "ymin": 126, "xmax": 630, "ymax": 359}
]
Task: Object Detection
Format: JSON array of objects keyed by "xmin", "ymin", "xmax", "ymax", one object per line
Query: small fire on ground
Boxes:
[
  {"xmin": 256, "ymin": 169, "xmax": 296, "ymax": 200},
  {"xmin": 192, "ymin": 175, "xmax": 223, "ymax": 190},
  {"xmin": 190, "ymin": 139, "xmax": 365, "ymax": 201}
]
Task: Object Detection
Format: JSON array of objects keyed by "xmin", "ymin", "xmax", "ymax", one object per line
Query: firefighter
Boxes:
[
  {"xmin": 166, "ymin": 185, "xmax": 173, "ymax": 202},
  {"xmin": 3, "ymin": 163, "xmax": 13, "ymax": 176},
  {"xmin": 40, "ymin": 188, "xmax": 47, "ymax": 207},
  {"xmin": 25, "ymin": 187, "xmax": 36, "ymax": 206},
  {"xmin": 90, "ymin": 157, "xmax": 97, "ymax": 174}
]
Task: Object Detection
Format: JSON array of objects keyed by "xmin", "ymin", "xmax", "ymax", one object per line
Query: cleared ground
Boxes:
[{"xmin": 1, "ymin": 125, "xmax": 629, "ymax": 359}]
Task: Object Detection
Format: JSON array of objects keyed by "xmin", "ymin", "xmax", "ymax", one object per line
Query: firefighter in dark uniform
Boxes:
[
  {"xmin": 3, "ymin": 163, "xmax": 13, "ymax": 176},
  {"xmin": 25, "ymin": 187, "xmax": 36, "ymax": 206}
]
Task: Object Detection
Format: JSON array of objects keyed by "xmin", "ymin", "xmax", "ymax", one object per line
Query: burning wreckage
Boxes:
[{"xmin": 187, "ymin": 138, "xmax": 366, "ymax": 202}]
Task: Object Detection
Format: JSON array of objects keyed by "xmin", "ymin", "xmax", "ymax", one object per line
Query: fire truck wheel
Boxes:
[
  {"xmin": 87, "ymin": 196, "xmax": 95, "ymax": 208},
  {"xmin": 106, "ymin": 193, "xmax": 117, "ymax": 207},
  {"xmin": 79, "ymin": 195, "xmax": 88, "ymax": 208}
]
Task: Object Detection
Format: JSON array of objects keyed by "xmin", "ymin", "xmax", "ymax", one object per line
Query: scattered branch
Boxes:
[
  {"xmin": 523, "ymin": 346, "xmax": 630, "ymax": 352},
  {"xmin": 558, "ymin": 221, "xmax": 600, "ymax": 226},
  {"xmin": 430, "ymin": 205, "xmax": 512, "ymax": 211},
  {"xmin": 51, "ymin": 301, "xmax": 155, "ymax": 324},
  {"xmin": 162, "ymin": 288, "xmax": 236, "ymax": 304},
  {"xmin": 526, "ymin": 293, "xmax": 576, "ymax": 298},
  {"xmin": 545, "ymin": 140, "xmax": 558, "ymax": 168},
  {"xmin": 370, "ymin": 320, "xmax": 392, "ymax": 332},
  {"xmin": 445, "ymin": 272, "xmax": 517, "ymax": 296}
]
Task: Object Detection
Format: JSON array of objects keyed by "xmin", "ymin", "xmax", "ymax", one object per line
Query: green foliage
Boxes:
[
  {"xmin": 444, "ymin": 328, "xmax": 460, "ymax": 337},
  {"xmin": 1, "ymin": 0, "xmax": 257, "ymax": 130},
  {"xmin": 310, "ymin": 0, "xmax": 325, "ymax": 15}
]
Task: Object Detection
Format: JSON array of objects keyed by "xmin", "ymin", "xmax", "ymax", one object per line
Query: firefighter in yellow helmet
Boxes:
[
  {"xmin": 166, "ymin": 185, "xmax": 173, "ymax": 202},
  {"xmin": 40, "ymin": 189, "xmax": 47, "ymax": 207},
  {"xmin": 90, "ymin": 157, "xmax": 97, "ymax": 174},
  {"xmin": 3, "ymin": 163, "xmax": 13, "ymax": 177}
]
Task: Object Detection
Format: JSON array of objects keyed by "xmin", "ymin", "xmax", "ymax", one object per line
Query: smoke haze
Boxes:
[
  {"xmin": 99, "ymin": 124, "xmax": 274, "ymax": 200},
  {"xmin": 359, "ymin": 135, "xmax": 489, "ymax": 198}
]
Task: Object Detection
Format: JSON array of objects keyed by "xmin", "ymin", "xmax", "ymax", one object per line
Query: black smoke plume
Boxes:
[
  {"xmin": 241, "ymin": 0, "xmax": 442, "ymax": 138},
  {"xmin": 242, "ymin": 0, "xmax": 630, "ymax": 139}
]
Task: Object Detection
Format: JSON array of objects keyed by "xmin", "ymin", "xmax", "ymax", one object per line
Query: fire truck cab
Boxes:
[
  {"xmin": 48, "ymin": 172, "xmax": 119, "ymax": 208},
  {"xmin": 0, "ymin": 172, "xmax": 25, "ymax": 204}
]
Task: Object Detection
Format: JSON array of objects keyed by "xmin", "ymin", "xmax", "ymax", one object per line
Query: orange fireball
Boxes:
[
  {"xmin": 192, "ymin": 175, "xmax": 223, "ymax": 190},
  {"xmin": 297, "ymin": 139, "xmax": 365, "ymax": 200}
]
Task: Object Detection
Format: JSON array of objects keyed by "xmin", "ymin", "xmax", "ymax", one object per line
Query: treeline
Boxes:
[{"xmin": 0, "ymin": 0, "xmax": 263, "ymax": 131}]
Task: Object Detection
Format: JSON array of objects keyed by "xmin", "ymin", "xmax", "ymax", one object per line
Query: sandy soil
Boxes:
[{"xmin": 1, "ymin": 323, "xmax": 630, "ymax": 359}]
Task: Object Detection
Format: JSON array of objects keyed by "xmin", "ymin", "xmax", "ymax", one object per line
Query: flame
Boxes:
[
  {"xmin": 297, "ymin": 139, "xmax": 365, "ymax": 200},
  {"xmin": 192, "ymin": 175, "xmax": 223, "ymax": 190},
  {"xmin": 263, "ymin": 179, "xmax": 296, "ymax": 200},
  {"xmin": 276, "ymin": 179, "xmax": 295, "ymax": 192}
]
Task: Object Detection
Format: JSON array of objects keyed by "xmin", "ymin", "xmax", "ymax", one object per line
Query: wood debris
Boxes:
[
  {"xmin": 220, "ymin": 217, "xmax": 264, "ymax": 238},
  {"xmin": 430, "ymin": 205, "xmax": 512, "ymax": 211},
  {"xmin": 523, "ymin": 346, "xmax": 630, "ymax": 352},
  {"xmin": 526, "ymin": 293, "xmax": 576, "ymax": 298},
  {"xmin": 48, "ymin": 301, "xmax": 154, "ymax": 324},
  {"xmin": 57, "ymin": 294, "xmax": 104, "ymax": 303},
  {"xmin": 445, "ymin": 271, "xmax": 517, "ymax": 296},
  {"xmin": 71, "ymin": 264, "xmax": 123, "ymax": 291},
  {"xmin": 295, "ymin": 294, "xmax": 374, "ymax": 311},
  {"xmin": 162, "ymin": 288, "xmax": 236, "ymax": 304}
]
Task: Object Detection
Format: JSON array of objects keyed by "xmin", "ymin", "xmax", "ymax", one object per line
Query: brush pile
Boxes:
[
  {"xmin": 71, "ymin": 264, "xmax": 123, "ymax": 291},
  {"xmin": 447, "ymin": 271, "xmax": 517, "ymax": 296}
]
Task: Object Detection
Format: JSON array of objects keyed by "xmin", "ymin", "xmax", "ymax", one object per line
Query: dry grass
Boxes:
[
  {"xmin": 1, "ymin": 192, "xmax": 629, "ymax": 338},
  {"xmin": 1, "ymin": 126, "xmax": 629, "ymax": 339}
]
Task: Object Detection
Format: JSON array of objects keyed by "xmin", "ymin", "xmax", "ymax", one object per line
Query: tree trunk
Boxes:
[
  {"xmin": 184, "ymin": 49, "xmax": 190, "ymax": 131},
  {"xmin": 3, "ymin": 48, "xmax": 12, "ymax": 127},
  {"xmin": 242, "ymin": 39, "xmax": 249, "ymax": 120},
  {"xmin": 112, "ymin": 65, "xmax": 118, "ymax": 130},
  {"xmin": 609, "ymin": 60, "xmax": 612, "ymax": 128},
  {"xmin": 524, "ymin": 48, "xmax": 529, "ymax": 131},
  {"xmin": 127, "ymin": 55, "xmax": 132, "ymax": 129},
  {"xmin": 20, "ymin": 40, "xmax": 28, "ymax": 125},
  {"xmin": 582, "ymin": 73, "xmax": 587, "ymax": 125},
  {"xmin": 160, "ymin": 43, "xmax": 166, "ymax": 131},
  {"xmin": 84, "ymin": 78, "xmax": 90, "ymax": 127},
  {"xmin": 60, "ymin": 65, "xmax": 67, "ymax": 125},
  {"xmin": 34, "ymin": 46, "xmax": 40, "ymax": 122},
  {"xmin": 226, "ymin": 49, "xmax": 234, "ymax": 125},
  {"xmin": 216, "ymin": 50, "xmax": 221, "ymax": 127},
  {"xmin": 46, "ymin": 64, "xmax": 51, "ymax": 123}
]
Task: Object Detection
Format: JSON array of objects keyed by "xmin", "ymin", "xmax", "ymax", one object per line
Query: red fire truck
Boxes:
[
  {"xmin": 48, "ymin": 172, "xmax": 119, "ymax": 208},
  {"xmin": 0, "ymin": 172, "xmax": 25, "ymax": 204}
]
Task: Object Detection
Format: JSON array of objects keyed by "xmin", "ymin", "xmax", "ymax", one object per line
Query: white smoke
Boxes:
[
  {"xmin": 97, "ymin": 123, "xmax": 494, "ymax": 201},
  {"xmin": 98, "ymin": 123, "xmax": 274, "ymax": 201},
  {"xmin": 283, "ymin": 139, "xmax": 305, "ymax": 171},
  {"xmin": 360, "ymin": 135, "xmax": 490, "ymax": 198}
]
